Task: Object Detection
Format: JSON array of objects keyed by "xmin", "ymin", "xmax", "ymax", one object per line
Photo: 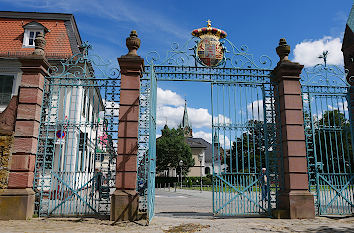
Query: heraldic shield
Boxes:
[{"xmin": 192, "ymin": 20, "xmax": 227, "ymax": 67}]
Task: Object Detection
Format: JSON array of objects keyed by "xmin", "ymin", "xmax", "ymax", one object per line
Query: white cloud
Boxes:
[
  {"xmin": 189, "ymin": 108, "xmax": 212, "ymax": 128},
  {"xmin": 193, "ymin": 131, "xmax": 212, "ymax": 143},
  {"xmin": 157, "ymin": 87, "xmax": 184, "ymax": 107},
  {"xmin": 213, "ymin": 114, "xmax": 232, "ymax": 125},
  {"xmin": 293, "ymin": 36, "xmax": 343, "ymax": 67},
  {"xmin": 156, "ymin": 105, "xmax": 212, "ymax": 129},
  {"xmin": 193, "ymin": 131, "xmax": 231, "ymax": 149},
  {"xmin": 157, "ymin": 105, "xmax": 184, "ymax": 128},
  {"xmin": 157, "ymin": 104, "xmax": 231, "ymax": 129}
]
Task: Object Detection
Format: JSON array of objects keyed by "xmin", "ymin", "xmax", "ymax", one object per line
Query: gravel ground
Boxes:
[
  {"xmin": 0, "ymin": 216, "xmax": 353, "ymax": 233},
  {"xmin": 0, "ymin": 189, "xmax": 353, "ymax": 232}
]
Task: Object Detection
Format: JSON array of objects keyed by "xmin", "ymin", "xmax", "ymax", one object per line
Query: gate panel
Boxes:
[
  {"xmin": 302, "ymin": 64, "xmax": 354, "ymax": 215},
  {"xmin": 211, "ymin": 82, "xmax": 281, "ymax": 216},
  {"xmin": 34, "ymin": 46, "xmax": 119, "ymax": 217}
]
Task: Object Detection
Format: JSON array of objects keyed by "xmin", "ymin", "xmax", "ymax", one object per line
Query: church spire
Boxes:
[{"xmin": 180, "ymin": 99, "xmax": 193, "ymax": 137}]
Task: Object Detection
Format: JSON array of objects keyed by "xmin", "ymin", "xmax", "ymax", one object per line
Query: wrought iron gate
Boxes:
[
  {"xmin": 34, "ymin": 44, "xmax": 119, "ymax": 217},
  {"xmin": 302, "ymin": 62, "xmax": 354, "ymax": 215},
  {"xmin": 211, "ymin": 81, "xmax": 281, "ymax": 216},
  {"xmin": 140, "ymin": 33, "xmax": 281, "ymax": 219}
]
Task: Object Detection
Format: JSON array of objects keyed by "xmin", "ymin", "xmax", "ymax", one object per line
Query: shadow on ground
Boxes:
[
  {"xmin": 303, "ymin": 226, "xmax": 354, "ymax": 233},
  {"xmin": 156, "ymin": 212, "xmax": 213, "ymax": 219}
]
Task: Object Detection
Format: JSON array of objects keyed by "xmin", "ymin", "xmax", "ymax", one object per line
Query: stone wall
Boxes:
[
  {"xmin": 0, "ymin": 96, "xmax": 18, "ymax": 136},
  {"xmin": 0, "ymin": 135, "xmax": 13, "ymax": 190}
]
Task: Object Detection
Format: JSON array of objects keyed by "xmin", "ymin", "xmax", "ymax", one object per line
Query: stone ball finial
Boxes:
[
  {"xmin": 33, "ymin": 32, "xmax": 46, "ymax": 56},
  {"xmin": 126, "ymin": 30, "xmax": 140, "ymax": 56},
  {"xmin": 276, "ymin": 38, "xmax": 290, "ymax": 62}
]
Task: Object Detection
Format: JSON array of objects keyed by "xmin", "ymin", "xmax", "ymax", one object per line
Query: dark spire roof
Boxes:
[
  {"xmin": 179, "ymin": 99, "xmax": 193, "ymax": 137},
  {"xmin": 181, "ymin": 99, "xmax": 191, "ymax": 128}
]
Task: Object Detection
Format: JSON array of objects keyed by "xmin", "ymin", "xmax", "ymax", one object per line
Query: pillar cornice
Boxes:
[
  {"xmin": 118, "ymin": 56, "xmax": 144, "ymax": 75},
  {"xmin": 19, "ymin": 55, "xmax": 50, "ymax": 76},
  {"xmin": 272, "ymin": 60, "xmax": 304, "ymax": 82}
]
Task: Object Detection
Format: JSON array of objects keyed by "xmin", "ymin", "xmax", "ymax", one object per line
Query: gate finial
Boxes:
[
  {"xmin": 126, "ymin": 30, "xmax": 141, "ymax": 56},
  {"xmin": 276, "ymin": 38, "xmax": 290, "ymax": 62},
  {"xmin": 33, "ymin": 32, "xmax": 46, "ymax": 56}
]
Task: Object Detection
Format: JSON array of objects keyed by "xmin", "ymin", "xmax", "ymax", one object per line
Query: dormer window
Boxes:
[{"xmin": 22, "ymin": 21, "xmax": 48, "ymax": 47}]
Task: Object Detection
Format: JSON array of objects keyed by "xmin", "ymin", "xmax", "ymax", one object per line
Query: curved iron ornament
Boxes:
[
  {"xmin": 145, "ymin": 38, "xmax": 197, "ymax": 66},
  {"xmin": 48, "ymin": 42, "xmax": 120, "ymax": 79},
  {"xmin": 300, "ymin": 63, "xmax": 349, "ymax": 87},
  {"xmin": 145, "ymin": 37, "xmax": 273, "ymax": 70}
]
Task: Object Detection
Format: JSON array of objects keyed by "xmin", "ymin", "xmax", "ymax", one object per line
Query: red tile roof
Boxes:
[{"xmin": 0, "ymin": 18, "xmax": 72, "ymax": 57}]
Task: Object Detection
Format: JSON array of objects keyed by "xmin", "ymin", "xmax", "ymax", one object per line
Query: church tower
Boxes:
[{"xmin": 179, "ymin": 100, "xmax": 193, "ymax": 137}]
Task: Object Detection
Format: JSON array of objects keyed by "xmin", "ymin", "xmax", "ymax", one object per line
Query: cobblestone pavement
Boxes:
[{"xmin": 0, "ymin": 189, "xmax": 353, "ymax": 232}]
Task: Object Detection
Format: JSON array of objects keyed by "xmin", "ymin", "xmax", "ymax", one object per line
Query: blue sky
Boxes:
[{"xmin": 1, "ymin": 0, "xmax": 352, "ymax": 143}]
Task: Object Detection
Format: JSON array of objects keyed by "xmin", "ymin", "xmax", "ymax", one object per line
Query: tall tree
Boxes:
[
  {"xmin": 313, "ymin": 110, "xmax": 353, "ymax": 173},
  {"xmin": 156, "ymin": 126, "xmax": 194, "ymax": 175},
  {"xmin": 226, "ymin": 120, "xmax": 267, "ymax": 173}
]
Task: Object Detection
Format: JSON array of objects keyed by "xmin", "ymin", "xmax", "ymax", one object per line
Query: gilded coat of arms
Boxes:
[{"xmin": 192, "ymin": 20, "xmax": 227, "ymax": 67}]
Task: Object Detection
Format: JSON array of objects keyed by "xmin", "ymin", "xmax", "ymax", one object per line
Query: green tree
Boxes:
[
  {"xmin": 226, "ymin": 120, "xmax": 279, "ymax": 173},
  {"xmin": 313, "ymin": 110, "xmax": 353, "ymax": 173},
  {"xmin": 228, "ymin": 120, "xmax": 266, "ymax": 173},
  {"xmin": 156, "ymin": 126, "xmax": 194, "ymax": 175}
]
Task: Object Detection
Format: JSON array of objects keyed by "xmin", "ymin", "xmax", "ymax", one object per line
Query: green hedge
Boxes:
[
  {"xmin": 155, "ymin": 177, "xmax": 178, "ymax": 187},
  {"xmin": 155, "ymin": 174, "xmax": 212, "ymax": 187}
]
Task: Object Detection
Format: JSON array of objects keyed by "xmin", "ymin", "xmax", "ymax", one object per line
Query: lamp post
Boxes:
[
  {"xmin": 198, "ymin": 154, "xmax": 203, "ymax": 192},
  {"xmin": 179, "ymin": 160, "xmax": 183, "ymax": 189}
]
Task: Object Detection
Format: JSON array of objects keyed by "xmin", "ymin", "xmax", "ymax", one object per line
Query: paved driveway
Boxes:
[{"xmin": 155, "ymin": 188, "xmax": 213, "ymax": 218}]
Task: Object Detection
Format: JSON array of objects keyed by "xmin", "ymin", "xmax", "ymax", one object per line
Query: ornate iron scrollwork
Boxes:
[
  {"xmin": 145, "ymin": 37, "xmax": 273, "ymax": 70},
  {"xmin": 48, "ymin": 42, "xmax": 120, "ymax": 79}
]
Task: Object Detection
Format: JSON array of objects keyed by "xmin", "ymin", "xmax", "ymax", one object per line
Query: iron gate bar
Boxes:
[
  {"xmin": 318, "ymin": 174, "xmax": 354, "ymax": 211},
  {"xmin": 147, "ymin": 64, "xmax": 157, "ymax": 223},
  {"xmin": 210, "ymin": 81, "xmax": 279, "ymax": 216},
  {"xmin": 49, "ymin": 172, "xmax": 99, "ymax": 214},
  {"xmin": 213, "ymin": 174, "xmax": 266, "ymax": 214}
]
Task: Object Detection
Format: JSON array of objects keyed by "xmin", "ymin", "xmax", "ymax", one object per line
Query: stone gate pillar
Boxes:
[
  {"xmin": 111, "ymin": 30, "xmax": 144, "ymax": 222},
  {"xmin": 0, "ymin": 33, "xmax": 49, "ymax": 220},
  {"xmin": 272, "ymin": 38, "xmax": 315, "ymax": 219}
]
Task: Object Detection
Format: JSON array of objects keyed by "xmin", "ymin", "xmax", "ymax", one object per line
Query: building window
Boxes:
[
  {"xmin": 79, "ymin": 131, "xmax": 88, "ymax": 171},
  {"xmin": 22, "ymin": 21, "xmax": 48, "ymax": 48},
  {"xmin": 0, "ymin": 75, "xmax": 14, "ymax": 106},
  {"xmin": 23, "ymin": 30, "xmax": 42, "ymax": 47}
]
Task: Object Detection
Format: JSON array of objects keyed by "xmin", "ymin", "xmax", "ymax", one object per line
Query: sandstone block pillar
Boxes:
[
  {"xmin": 272, "ymin": 38, "xmax": 315, "ymax": 219},
  {"xmin": 0, "ymin": 54, "xmax": 49, "ymax": 220},
  {"xmin": 111, "ymin": 30, "xmax": 144, "ymax": 222},
  {"xmin": 0, "ymin": 33, "xmax": 49, "ymax": 220}
]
